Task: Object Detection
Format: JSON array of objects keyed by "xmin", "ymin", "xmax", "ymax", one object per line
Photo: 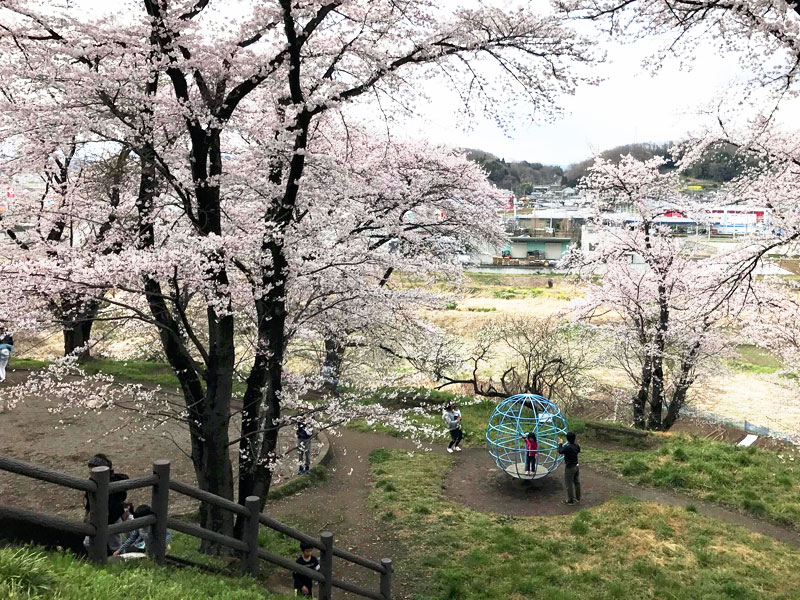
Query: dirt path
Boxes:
[
  {"xmin": 445, "ymin": 447, "xmax": 800, "ymax": 547},
  {"xmin": 264, "ymin": 430, "xmax": 800, "ymax": 599},
  {"xmin": 265, "ymin": 429, "xmax": 417, "ymax": 598}
]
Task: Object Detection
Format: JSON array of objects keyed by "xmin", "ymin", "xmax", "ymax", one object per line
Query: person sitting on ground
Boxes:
[
  {"xmin": 557, "ymin": 432, "xmax": 581, "ymax": 505},
  {"xmin": 0, "ymin": 333, "xmax": 13, "ymax": 383},
  {"xmin": 120, "ymin": 503, "xmax": 145, "ymax": 551},
  {"xmin": 443, "ymin": 403, "xmax": 463, "ymax": 453},
  {"xmin": 296, "ymin": 419, "xmax": 313, "ymax": 475},
  {"xmin": 114, "ymin": 504, "xmax": 172, "ymax": 556},
  {"xmin": 293, "ymin": 542, "xmax": 320, "ymax": 597},
  {"xmin": 524, "ymin": 432, "xmax": 538, "ymax": 476},
  {"xmin": 83, "ymin": 453, "xmax": 129, "ymax": 554}
]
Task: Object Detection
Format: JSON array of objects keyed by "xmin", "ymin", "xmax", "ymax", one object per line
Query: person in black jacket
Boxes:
[
  {"xmin": 557, "ymin": 432, "xmax": 581, "ymax": 505},
  {"xmin": 82, "ymin": 453, "xmax": 129, "ymax": 553},
  {"xmin": 293, "ymin": 542, "xmax": 320, "ymax": 597}
]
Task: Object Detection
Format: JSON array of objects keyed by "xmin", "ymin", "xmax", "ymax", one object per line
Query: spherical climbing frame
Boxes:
[{"xmin": 485, "ymin": 394, "xmax": 569, "ymax": 480}]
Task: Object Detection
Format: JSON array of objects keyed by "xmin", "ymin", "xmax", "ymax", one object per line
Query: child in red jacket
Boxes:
[{"xmin": 524, "ymin": 432, "xmax": 538, "ymax": 476}]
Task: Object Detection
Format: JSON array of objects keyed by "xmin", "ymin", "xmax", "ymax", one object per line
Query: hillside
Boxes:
[
  {"xmin": 562, "ymin": 141, "xmax": 754, "ymax": 187},
  {"xmin": 466, "ymin": 149, "xmax": 564, "ymax": 196}
]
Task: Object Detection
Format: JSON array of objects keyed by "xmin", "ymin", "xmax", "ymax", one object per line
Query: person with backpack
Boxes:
[
  {"xmin": 82, "ymin": 453, "xmax": 129, "ymax": 553},
  {"xmin": 443, "ymin": 403, "xmax": 463, "ymax": 453}
]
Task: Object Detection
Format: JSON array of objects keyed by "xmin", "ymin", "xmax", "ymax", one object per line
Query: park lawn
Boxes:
[
  {"xmin": 583, "ymin": 435, "xmax": 800, "ymax": 529},
  {"xmin": 369, "ymin": 449, "xmax": 800, "ymax": 600},
  {"xmin": 0, "ymin": 546, "xmax": 291, "ymax": 600}
]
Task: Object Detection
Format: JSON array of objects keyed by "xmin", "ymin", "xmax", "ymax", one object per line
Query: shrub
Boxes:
[
  {"xmin": 621, "ymin": 457, "xmax": 649, "ymax": 476},
  {"xmin": 672, "ymin": 447, "xmax": 690, "ymax": 462}
]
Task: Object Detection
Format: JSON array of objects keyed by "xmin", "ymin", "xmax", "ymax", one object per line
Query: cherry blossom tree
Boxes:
[
  {"xmin": 387, "ymin": 315, "xmax": 593, "ymax": 405},
  {"xmin": 0, "ymin": 139, "xmax": 133, "ymax": 360},
  {"xmin": 570, "ymin": 155, "xmax": 755, "ymax": 430},
  {"xmin": 0, "ymin": 0, "xmax": 596, "ymax": 540}
]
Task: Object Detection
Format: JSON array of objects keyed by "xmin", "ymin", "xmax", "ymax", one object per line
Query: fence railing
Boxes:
[{"xmin": 0, "ymin": 455, "xmax": 392, "ymax": 600}]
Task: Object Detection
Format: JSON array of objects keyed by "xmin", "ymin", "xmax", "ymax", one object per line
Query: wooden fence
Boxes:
[{"xmin": 0, "ymin": 456, "xmax": 392, "ymax": 600}]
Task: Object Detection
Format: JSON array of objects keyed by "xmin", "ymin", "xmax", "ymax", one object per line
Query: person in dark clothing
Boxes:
[
  {"xmin": 293, "ymin": 542, "xmax": 320, "ymax": 597},
  {"xmin": 82, "ymin": 453, "xmax": 129, "ymax": 553},
  {"xmin": 296, "ymin": 421, "xmax": 313, "ymax": 475},
  {"xmin": 557, "ymin": 432, "xmax": 581, "ymax": 505}
]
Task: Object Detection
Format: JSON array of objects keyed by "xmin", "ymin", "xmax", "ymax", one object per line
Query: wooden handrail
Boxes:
[
  {"xmin": 0, "ymin": 455, "xmax": 393, "ymax": 600},
  {"xmin": 108, "ymin": 514, "xmax": 157, "ymax": 536},
  {"xmin": 258, "ymin": 513, "xmax": 324, "ymax": 550},
  {"xmin": 333, "ymin": 546, "xmax": 387, "ymax": 574},
  {"xmin": 257, "ymin": 547, "xmax": 326, "ymax": 583},
  {"xmin": 0, "ymin": 456, "xmax": 96, "ymax": 492},
  {"xmin": 169, "ymin": 480, "xmax": 250, "ymax": 517},
  {"xmin": 166, "ymin": 517, "xmax": 248, "ymax": 553},
  {"xmin": 0, "ymin": 505, "xmax": 94, "ymax": 536},
  {"xmin": 108, "ymin": 474, "xmax": 158, "ymax": 493},
  {"xmin": 332, "ymin": 577, "xmax": 384, "ymax": 600}
]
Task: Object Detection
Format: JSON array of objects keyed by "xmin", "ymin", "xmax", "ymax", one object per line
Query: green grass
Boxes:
[
  {"xmin": 586, "ymin": 435, "xmax": 800, "ymax": 528},
  {"xmin": 0, "ymin": 546, "xmax": 290, "ymax": 599},
  {"xmin": 81, "ymin": 360, "xmax": 181, "ymax": 388},
  {"xmin": 725, "ymin": 344, "xmax": 785, "ymax": 375},
  {"xmin": 369, "ymin": 449, "xmax": 800, "ymax": 599},
  {"xmin": 7, "ymin": 358, "xmax": 50, "ymax": 370}
]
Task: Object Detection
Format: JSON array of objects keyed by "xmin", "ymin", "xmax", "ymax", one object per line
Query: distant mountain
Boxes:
[
  {"xmin": 466, "ymin": 149, "xmax": 564, "ymax": 197},
  {"xmin": 562, "ymin": 142, "xmax": 753, "ymax": 187}
]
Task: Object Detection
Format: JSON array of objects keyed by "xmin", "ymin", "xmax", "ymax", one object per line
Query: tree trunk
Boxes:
[
  {"xmin": 647, "ymin": 282, "xmax": 670, "ymax": 430},
  {"xmin": 61, "ymin": 297, "xmax": 102, "ymax": 362},
  {"xmin": 321, "ymin": 338, "xmax": 345, "ymax": 395},
  {"xmin": 632, "ymin": 358, "xmax": 652, "ymax": 429},
  {"xmin": 662, "ymin": 341, "xmax": 701, "ymax": 430}
]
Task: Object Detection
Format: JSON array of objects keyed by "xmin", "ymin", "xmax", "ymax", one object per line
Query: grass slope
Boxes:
[
  {"xmin": 586, "ymin": 435, "xmax": 800, "ymax": 528},
  {"xmin": 0, "ymin": 546, "xmax": 291, "ymax": 600},
  {"xmin": 369, "ymin": 448, "xmax": 800, "ymax": 600}
]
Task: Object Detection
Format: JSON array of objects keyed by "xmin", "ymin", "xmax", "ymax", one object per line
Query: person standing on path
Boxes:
[
  {"xmin": 296, "ymin": 420, "xmax": 313, "ymax": 474},
  {"xmin": 558, "ymin": 432, "xmax": 581, "ymax": 504},
  {"xmin": 0, "ymin": 333, "xmax": 13, "ymax": 383},
  {"xmin": 443, "ymin": 403, "xmax": 463, "ymax": 453}
]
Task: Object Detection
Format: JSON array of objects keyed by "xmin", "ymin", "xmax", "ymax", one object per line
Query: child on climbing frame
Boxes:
[{"xmin": 524, "ymin": 432, "xmax": 538, "ymax": 476}]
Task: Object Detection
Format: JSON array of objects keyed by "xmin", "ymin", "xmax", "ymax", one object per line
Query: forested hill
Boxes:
[
  {"xmin": 466, "ymin": 149, "xmax": 564, "ymax": 197},
  {"xmin": 466, "ymin": 142, "xmax": 751, "ymax": 194},
  {"xmin": 562, "ymin": 141, "xmax": 752, "ymax": 187}
]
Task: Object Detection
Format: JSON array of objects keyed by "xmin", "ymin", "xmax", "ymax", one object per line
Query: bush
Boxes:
[
  {"xmin": 672, "ymin": 447, "xmax": 689, "ymax": 462},
  {"xmin": 621, "ymin": 457, "xmax": 649, "ymax": 476}
]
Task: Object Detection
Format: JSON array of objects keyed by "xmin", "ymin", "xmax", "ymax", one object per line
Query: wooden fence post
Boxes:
[
  {"xmin": 320, "ymin": 531, "xmax": 333, "ymax": 600},
  {"xmin": 150, "ymin": 459, "xmax": 170, "ymax": 564},
  {"xmin": 380, "ymin": 558, "xmax": 393, "ymax": 600},
  {"xmin": 243, "ymin": 496, "xmax": 261, "ymax": 576},
  {"xmin": 88, "ymin": 466, "xmax": 109, "ymax": 563}
]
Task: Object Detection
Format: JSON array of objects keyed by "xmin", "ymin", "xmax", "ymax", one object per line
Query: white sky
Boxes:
[
  {"xmin": 30, "ymin": 0, "xmax": 800, "ymax": 167},
  {"xmin": 396, "ymin": 33, "xmax": 800, "ymax": 166}
]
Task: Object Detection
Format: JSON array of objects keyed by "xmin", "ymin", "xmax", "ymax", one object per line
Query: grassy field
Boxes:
[
  {"xmin": 0, "ymin": 546, "xmax": 291, "ymax": 600},
  {"xmin": 369, "ymin": 449, "xmax": 800, "ymax": 600},
  {"xmin": 585, "ymin": 435, "xmax": 800, "ymax": 528}
]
